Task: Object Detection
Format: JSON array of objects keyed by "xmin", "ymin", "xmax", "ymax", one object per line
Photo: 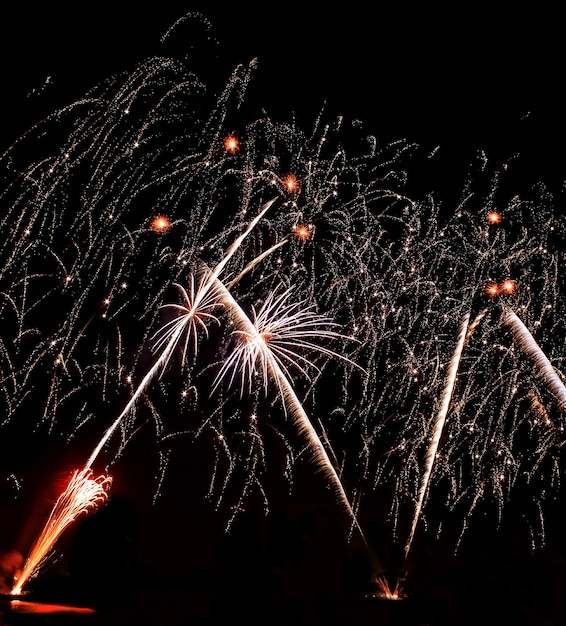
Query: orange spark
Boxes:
[
  {"xmin": 283, "ymin": 174, "xmax": 300, "ymax": 194},
  {"xmin": 150, "ymin": 215, "xmax": 171, "ymax": 233},
  {"xmin": 293, "ymin": 223, "xmax": 312, "ymax": 241},
  {"xmin": 484, "ymin": 282, "xmax": 500, "ymax": 298},
  {"xmin": 484, "ymin": 278, "xmax": 517, "ymax": 299},
  {"xmin": 223, "ymin": 134, "xmax": 240, "ymax": 154},
  {"xmin": 487, "ymin": 211, "xmax": 502, "ymax": 225},
  {"xmin": 500, "ymin": 278, "xmax": 517, "ymax": 295}
]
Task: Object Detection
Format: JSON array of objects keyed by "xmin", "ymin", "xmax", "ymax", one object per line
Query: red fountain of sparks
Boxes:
[
  {"xmin": 372, "ymin": 574, "xmax": 406, "ymax": 601},
  {"xmin": 11, "ymin": 468, "xmax": 111, "ymax": 596}
]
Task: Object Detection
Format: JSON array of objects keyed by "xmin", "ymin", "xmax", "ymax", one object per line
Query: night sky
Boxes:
[
  {"xmin": 1, "ymin": 5, "xmax": 566, "ymax": 626},
  {"xmin": 1, "ymin": 5, "xmax": 564, "ymax": 153}
]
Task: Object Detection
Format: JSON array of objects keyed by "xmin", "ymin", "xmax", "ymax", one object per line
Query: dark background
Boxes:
[
  {"xmin": 1, "ymin": 4, "xmax": 564, "ymax": 209},
  {"xmin": 0, "ymin": 4, "xmax": 565, "ymax": 625},
  {"xmin": 0, "ymin": 4, "xmax": 564, "ymax": 170}
]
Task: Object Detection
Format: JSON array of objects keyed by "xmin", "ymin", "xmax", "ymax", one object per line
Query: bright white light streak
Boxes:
[
  {"xmin": 502, "ymin": 306, "xmax": 566, "ymax": 412},
  {"xmin": 404, "ymin": 311, "xmax": 471, "ymax": 558},
  {"xmin": 226, "ymin": 238, "xmax": 289, "ymax": 289}
]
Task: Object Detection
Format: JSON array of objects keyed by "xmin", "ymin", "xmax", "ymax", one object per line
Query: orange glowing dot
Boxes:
[
  {"xmin": 223, "ymin": 134, "xmax": 240, "ymax": 154},
  {"xmin": 487, "ymin": 211, "xmax": 502, "ymax": 225},
  {"xmin": 293, "ymin": 224, "xmax": 312, "ymax": 241},
  {"xmin": 500, "ymin": 278, "xmax": 517, "ymax": 295},
  {"xmin": 283, "ymin": 174, "xmax": 300, "ymax": 194},
  {"xmin": 484, "ymin": 283, "xmax": 500, "ymax": 298},
  {"xmin": 150, "ymin": 215, "xmax": 171, "ymax": 233}
]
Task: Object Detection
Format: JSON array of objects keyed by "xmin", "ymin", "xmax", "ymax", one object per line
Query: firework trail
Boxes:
[
  {"xmin": 404, "ymin": 311, "xmax": 471, "ymax": 559},
  {"xmin": 226, "ymin": 239, "xmax": 289, "ymax": 289}
]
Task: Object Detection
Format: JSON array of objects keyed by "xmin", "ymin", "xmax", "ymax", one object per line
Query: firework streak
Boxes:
[
  {"xmin": 404, "ymin": 312, "xmax": 471, "ymax": 558},
  {"xmin": 212, "ymin": 275, "xmax": 369, "ymax": 544},
  {"xmin": 501, "ymin": 306, "xmax": 566, "ymax": 412}
]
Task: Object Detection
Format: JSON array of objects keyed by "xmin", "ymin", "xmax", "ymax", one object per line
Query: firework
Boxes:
[
  {"xmin": 501, "ymin": 305, "xmax": 566, "ymax": 413},
  {"xmin": 211, "ymin": 277, "xmax": 369, "ymax": 543},
  {"xmin": 1, "ymin": 12, "xmax": 566, "ymax": 598},
  {"xmin": 85, "ymin": 199, "xmax": 277, "ymax": 468},
  {"xmin": 404, "ymin": 311, "xmax": 472, "ymax": 559},
  {"xmin": 11, "ymin": 191, "xmax": 375, "ymax": 591},
  {"xmin": 373, "ymin": 573, "xmax": 406, "ymax": 600},
  {"xmin": 0, "ymin": 31, "xmax": 414, "ymax": 523},
  {"xmin": 11, "ymin": 468, "xmax": 111, "ymax": 595},
  {"xmin": 360, "ymin": 174, "xmax": 566, "ymax": 554}
]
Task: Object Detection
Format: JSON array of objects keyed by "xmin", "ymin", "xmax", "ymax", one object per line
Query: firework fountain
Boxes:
[
  {"xmin": 1, "ymin": 10, "xmax": 566, "ymax": 608},
  {"xmin": 9, "ymin": 195, "xmax": 373, "ymax": 595},
  {"xmin": 10, "ymin": 468, "xmax": 111, "ymax": 596}
]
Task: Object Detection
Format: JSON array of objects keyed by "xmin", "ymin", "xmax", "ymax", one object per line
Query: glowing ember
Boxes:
[
  {"xmin": 150, "ymin": 215, "xmax": 171, "ymax": 232},
  {"xmin": 373, "ymin": 574, "xmax": 406, "ymax": 600},
  {"xmin": 500, "ymin": 278, "xmax": 517, "ymax": 295},
  {"xmin": 223, "ymin": 134, "xmax": 240, "ymax": 154},
  {"xmin": 484, "ymin": 282, "xmax": 500, "ymax": 298},
  {"xmin": 484, "ymin": 278, "xmax": 517, "ymax": 298},
  {"xmin": 293, "ymin": 223, "xmax": 313, "ymax": 241},
  {"xmin": 11, "ymin": 468, "xmax": 111, "ymax": 596},
  {"xmin": 283, "ymin": 173, "xmax": 300, "ymax": 193},
  {"xmin": 487, "ymin": 210, "xmax": 502, "ymax": 224}
]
